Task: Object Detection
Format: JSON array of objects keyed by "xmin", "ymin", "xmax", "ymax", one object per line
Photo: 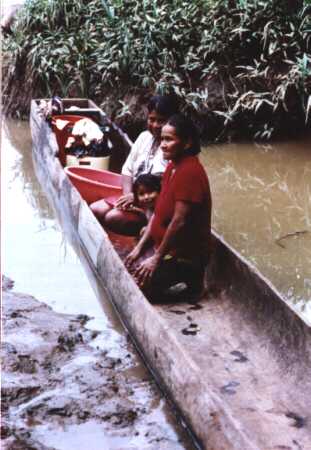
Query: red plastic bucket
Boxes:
[
  {"xmin": 64, "ymin": 166, "xmax": 122, "ymax": 204},
  {"xmin": 51, "ymin": 115, "xmax": 88, "ymax": 166}
]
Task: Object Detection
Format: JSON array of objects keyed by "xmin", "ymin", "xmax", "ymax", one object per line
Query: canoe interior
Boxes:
[
  {"xmin": 30, "ymin": 99, "xmax": 311, "ymax": 450},
  {"xmin": 62, "ymin": 98, "xmax": 98, "ymax": 109},
  {"xmin": 36, "ymin": 98, "xmax": 131, "ymax": 172}
]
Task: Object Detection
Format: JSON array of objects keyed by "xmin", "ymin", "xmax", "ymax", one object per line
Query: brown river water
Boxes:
[{"xmin": 201, "ymin": 140, "xmax": 311, "ymax": 324}]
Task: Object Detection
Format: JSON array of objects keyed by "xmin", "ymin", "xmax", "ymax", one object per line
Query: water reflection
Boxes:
[
  {"xmin": 3, "ymin": 118, "xmax": 52, "ymax": 220},
  {"xmin": 201, "ymin": 139, "xmax": 311, "ymax": 319}
]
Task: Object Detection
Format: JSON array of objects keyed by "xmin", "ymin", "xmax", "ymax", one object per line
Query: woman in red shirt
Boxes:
[
  {"xmin": 90, "ymin": 95, "xmax": 179, "ymax": 235},
  {"xmin": 126, "ymin": 114, "xmax": 212, "ymax": 302}
]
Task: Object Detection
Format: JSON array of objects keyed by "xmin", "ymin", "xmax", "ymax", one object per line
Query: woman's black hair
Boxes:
[
  {"xmin": 147, "ymin": 95, "xmax": 179, "ymax": 118},
  {"xmin": 166, "ymin": 114, "xmax": 201, "ymax": 155},
  {"xmin": 133, "ymin": 174, "xmax": 162, "ymax": 203}
]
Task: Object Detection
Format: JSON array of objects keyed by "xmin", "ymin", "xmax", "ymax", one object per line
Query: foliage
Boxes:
[{"xmin": 3, "ymin": 0, "xmax": 311, "ymax": 140}]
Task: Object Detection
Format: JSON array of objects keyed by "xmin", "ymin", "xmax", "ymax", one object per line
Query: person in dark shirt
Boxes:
[{"xmin": 125, "ymin": 114, "xmax": 212, "ymax": 302}]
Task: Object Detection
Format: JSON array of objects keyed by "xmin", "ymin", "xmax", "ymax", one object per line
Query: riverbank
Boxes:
[
  {"xmin": 2, "ymin": 0, "xmax": 310, "ymax": 141},
  {"xmin": 1, "ymin": 276, "xmax": 191, "ymax": 450}
]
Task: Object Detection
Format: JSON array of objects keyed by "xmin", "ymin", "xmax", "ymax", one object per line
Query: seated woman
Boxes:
[
  {"xmin": 90, "ymin": 95, "xmax": 179, "ymax": 236},
  {"xmin": 125, "ymin": 114, "xmax": 212, "ymax": 302}
]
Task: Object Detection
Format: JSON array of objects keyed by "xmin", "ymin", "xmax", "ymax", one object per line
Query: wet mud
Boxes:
[{"xmin": 1, "ymin": 276, "xmax": 192, "ymax": 450}]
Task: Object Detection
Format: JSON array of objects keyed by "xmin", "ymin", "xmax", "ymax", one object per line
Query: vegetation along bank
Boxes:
[{"xmin": 3, "ymin": 0, "xmax": 311, "ymax": 141}]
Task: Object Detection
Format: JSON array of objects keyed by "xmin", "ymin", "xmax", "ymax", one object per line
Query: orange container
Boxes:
[
  {"xmin": 51, "ymin": 115, "xmax": 88, "ymax": 166},
  {"xmin": 64, "ymin": 166, "xmax": 122, "ymax": 204}
]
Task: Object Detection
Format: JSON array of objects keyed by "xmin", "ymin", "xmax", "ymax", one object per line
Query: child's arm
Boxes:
[{"xmin": 125, "ymin": 216, "xmax": 153, "ymax": 267}]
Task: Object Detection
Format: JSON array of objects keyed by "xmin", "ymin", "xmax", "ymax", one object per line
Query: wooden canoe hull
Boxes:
[{"xmin": 30, "ymin": 99, "xmax": 311, "ymax": 450}]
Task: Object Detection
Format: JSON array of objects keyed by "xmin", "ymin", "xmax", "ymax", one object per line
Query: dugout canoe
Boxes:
[{"xmin": 30, "ymin": 99, "xmax": 311, "ymax": 450}]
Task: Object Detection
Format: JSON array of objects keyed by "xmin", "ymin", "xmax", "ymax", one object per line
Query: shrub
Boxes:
[{"xmin": 3, "ymin": 0, "xmax": 311, "ymax": 140}]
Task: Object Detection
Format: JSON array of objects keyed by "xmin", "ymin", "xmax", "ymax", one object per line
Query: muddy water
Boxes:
[
  {"xmin": 2, "ymin": 118, "xmax": 194, "ymax": 449},
  {"xmin": 201, "ymin": 139, "xmax": 311, "ymax": 323}
]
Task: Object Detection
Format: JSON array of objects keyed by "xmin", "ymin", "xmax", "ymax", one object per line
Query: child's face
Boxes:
[{"xmin": 136, "ymin": 185, "xmax": 159, "ymax": 209}]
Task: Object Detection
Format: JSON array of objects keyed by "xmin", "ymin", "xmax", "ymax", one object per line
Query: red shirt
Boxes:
[{"xmin": 150, "ymin": 155, "xmax": 212, "ymax": 261}]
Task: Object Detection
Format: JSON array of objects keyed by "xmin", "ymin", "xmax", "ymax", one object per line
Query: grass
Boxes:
[{"xmin": 3, "ymin": 0, "xmax": 311, "ymax": 140}]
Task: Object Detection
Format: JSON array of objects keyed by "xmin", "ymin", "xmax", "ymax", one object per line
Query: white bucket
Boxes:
[{"xmin": 66, "ymin": 154, "xmax": 110, "ymax": 170}]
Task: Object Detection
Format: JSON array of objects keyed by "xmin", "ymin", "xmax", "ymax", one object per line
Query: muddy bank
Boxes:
[{"xmin": 1, "ymin": 276, "xmax": 192, "ymax": 450}]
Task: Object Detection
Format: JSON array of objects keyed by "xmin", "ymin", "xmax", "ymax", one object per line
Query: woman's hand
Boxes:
[
  {"xmin": 115, "ymin": 192, "xmax": 134, "ymax": 210},
  {"xmin": 125, "ymin": 245, "xmax": 142, "ymax": 268},
  {"xmin": 125, "ymin": 216, "xmax": 154, "ymax": 272},
  {"xmin": 134, "ymin": 254, "xmax": 161, "ymax": 288}
]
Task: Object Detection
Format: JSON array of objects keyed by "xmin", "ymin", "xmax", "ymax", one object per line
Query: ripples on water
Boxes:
[{"xmin": 201, "ymin": 140, "xmax": 311, "ymax": 322}]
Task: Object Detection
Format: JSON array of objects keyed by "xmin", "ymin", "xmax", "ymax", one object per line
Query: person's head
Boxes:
[
  {"xmin": 147, "ymin": 95, "xmax": 179, "ymax": 141},
  {"xmin": 133, "ymin": 174, "xmax": 162, "ymax": 209},
  {"xmin": 160, "ymin": 114, "xmax": 201, "ymax": 162}
]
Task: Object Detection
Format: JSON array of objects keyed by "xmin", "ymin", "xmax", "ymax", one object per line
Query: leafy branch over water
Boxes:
[{"xmin": 3, "ymin": 0, "xmax": 311, "ymax": 141}]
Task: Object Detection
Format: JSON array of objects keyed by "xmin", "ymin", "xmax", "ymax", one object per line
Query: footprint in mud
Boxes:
[
  {"xmin": 181, "ymin": 323, "xmax": 201, "ymax": 336},
  {"xmin": 169, "ymin": 309, "xmax": 186, "ymax": 315},
  {"xmin": 285, "ymin": 411, "xmax": 306, "ymax": 429},
  {"xmin": 188, "ymin": 304, "xmax": 203, "ymax": 311},
  {"xmin": 17, "ymin": 354, "xmax": 38, "ymax": 374},
  {"xmin": 2, "ymin": 276, "xmax": 14, "ymax": 291},
  {"xmin": 220, "ymin": 381, "xmax": 240, "ymax": 395},
  {"xmin": 230, "ymin": 350, "xmax": 248, "ymax": 363},
  {"xmin": 75, "ymin": 314, "xmax": 91, "ymax": 325}
]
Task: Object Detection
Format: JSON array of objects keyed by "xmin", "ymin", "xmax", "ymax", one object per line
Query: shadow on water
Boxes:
[{"xmin": 201, "ymin": 138, "xmax": 311, "ymax": 321}]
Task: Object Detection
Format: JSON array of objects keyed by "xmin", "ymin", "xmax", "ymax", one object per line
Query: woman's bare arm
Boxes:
[
  {"xmin": 115, "ymin": 174, "xmax": 134, "ymax": 208},
  {"xmin": 134, "ymin": 201, "xmax": 191, "ymax": 286}
]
